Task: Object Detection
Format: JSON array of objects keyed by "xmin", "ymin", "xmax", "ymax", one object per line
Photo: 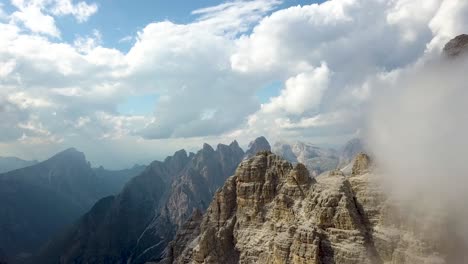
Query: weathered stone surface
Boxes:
[
  {"xmin": 163, "ymin": 152, "xmax": 466, "ymax": 264},
  {"xmin": 352, "ymin": 153, "xmax": 371, "ymax": 175},
  {"xmin": 443, "ymin": 34, "xmax": 468, "ymax": 57}
]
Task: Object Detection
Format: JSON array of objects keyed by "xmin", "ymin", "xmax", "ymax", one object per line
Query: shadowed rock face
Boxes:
[
  {"xmin": 161, "ymin": 152, "xmax": 465, "ymax": 264},
  {"xmin": 443, "ymin": 34, "xmax": 468, "ymax": 57},
  {"xmin": 0, "ymin": 148, "xmax": 143, "ymax": 263}
]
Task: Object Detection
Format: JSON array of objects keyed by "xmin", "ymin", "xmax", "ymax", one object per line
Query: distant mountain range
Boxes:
[
  {"xmin": 32, "ymin": 137, "xmax": 271, "ymax": 264},
  {"xmin": 272, "ymin": 138, "xmax": 363, "ymax": 177},
  {"xmin": 0, "ymin": 157, "xmax": 38, "ymax": 174},
  {"xmin": 0, "ymin": 136, "xmax": 360, "ymax": 264},
  {"xmin": 0, "ymin": 148, "xmax": 144, "ymax": 263}
]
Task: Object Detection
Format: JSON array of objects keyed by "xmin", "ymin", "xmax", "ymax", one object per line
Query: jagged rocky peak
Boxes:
[
  {"xmin": 244, "ymin": 136, "xmax": 271, "ymax": 158},
  {"xmin": 164, "ymin": 149, "xmax": 189, "ymax": 164},
  {"xmin": 443, "ymin": 34, "xmax": 468, "ymax": 57},
  {"xmin": 352, "ymin": 152, "xmax": 371, "ymax": 175},
  {"xmin": 202, "ymin": 143, "xmax": 215, "ymax": 152},
  {"xmin": 164, "ymin": 148, "xmax": 461, "ymax": 264}
]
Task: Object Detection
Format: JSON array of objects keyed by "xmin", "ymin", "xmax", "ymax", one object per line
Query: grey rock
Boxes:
[
  {"xmin": 443, "ymin": 34, "xmax": 468, "ymax": 57},
  {"xmin": 244, "ymin": 136, "xmax": 271, "ymax": 159},
  {"xmin": 165, "ymin": 152, "xmax": 461, "ymax": 264}
]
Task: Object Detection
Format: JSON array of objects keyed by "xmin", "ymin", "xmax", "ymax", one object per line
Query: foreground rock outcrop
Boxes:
[{"xmin": 160, "ymin": 152, "xmax": 467, "ymax": 264}]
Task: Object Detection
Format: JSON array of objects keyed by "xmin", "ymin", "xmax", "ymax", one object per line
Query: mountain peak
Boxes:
[
  {"xmin": 49, "ymin": 148, "xmax": 86, "ymax": 163},
  {"xmin": 351, "ymin": 153, "xmax": 371, "ymax": 175},
  {"xmin": 245, "ymin": 136, "xmax": 271, "ymax": 159},
  {"xmin": 202, "ymin": 143, "xmax": 214, "ymax": 153},
  {"xmin": 229, "ymin": 140, "xmax": 240, "ymax": 148},
  {"xmin": 443, "ymin": 34, "xmax": 468, "ymax": 57},
  {"xmin": 173, "ymin": 149, "xmax": 188, "ymax": 159}
]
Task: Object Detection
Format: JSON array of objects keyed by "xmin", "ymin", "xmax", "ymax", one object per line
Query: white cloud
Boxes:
[
  {"xmin": 118, "ymin": 35, "xmax": 133, "ymax": 43},
  {"xmin": 262, "ymin": 63, "xmax": 330, "ymax": 115},
  {"xmin": 74, "ymin": 29, "xmax": 101, "ymax": 53},
  {"xmin": 228, "ymin": 0, "xmax": 468, "ymax": 146},
  {"xmin": 192, "ymin": 0, "xmax": 281, "ymax": 35},
  {"xmin": 427, "ymin": 0, "xmax": 468, "ymax": 51},
  {"xmin": 9, "ymin": 0, "xmax": 98, "ymax": 37},
  {"xmin": 8, "ymin": 92, "xmax": 54, "ymax": 109},
  {"xmin": 11, "ymin": 5, "xmax": 61, "ymax": 37},
  {"xmin": 0, "ymin": 0, "xmax": 467, "ymax": 167},
  {"xmin": 51, "ymin": 0, "xmax": 98, "ymax": 22}
]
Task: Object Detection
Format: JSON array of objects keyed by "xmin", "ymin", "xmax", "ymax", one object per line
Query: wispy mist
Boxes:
[{"xmin": 367, "ymin": 51, "xmax": 468, "ymax": 260}]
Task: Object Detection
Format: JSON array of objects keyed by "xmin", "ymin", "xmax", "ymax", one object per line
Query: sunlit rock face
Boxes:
[{"xmin": 160, "ymin": 151, "xmax": 467, "ymax": 264}]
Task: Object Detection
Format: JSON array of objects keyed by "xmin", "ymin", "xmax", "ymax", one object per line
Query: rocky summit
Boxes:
[
  {"xmin": 443, "ymin": 34, "xmax": 468, "ymax": 57},
  {"xmin": 160, "ymin": 152, "xmax": 466, "ymax": 264}
]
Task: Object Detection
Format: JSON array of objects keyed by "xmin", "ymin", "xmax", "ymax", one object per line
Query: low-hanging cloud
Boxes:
[{"xmin": 367, "ymin": 50, "xmax": 468, "ymax": 260}]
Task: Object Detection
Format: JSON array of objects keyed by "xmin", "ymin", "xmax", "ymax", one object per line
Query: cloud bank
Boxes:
[{"xmin": 0, "ymin": 0, "xmax": 467, "ymax": 167}]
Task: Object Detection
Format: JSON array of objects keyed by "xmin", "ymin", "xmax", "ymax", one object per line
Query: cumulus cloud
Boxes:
[
  {"xmin": 11, "ymin": 5, "xmax": 60, "ymax": 37},
  {"xmin": 262, "ymin": 63, "xmax": 330, "ymax": 115},
  {"xmin": 125, "ymin": 0, "xmax": 280, "ymax": 139},
  {"xmin": 51, "ymin": 0, "xmax": 98, "ymax": 22},
  {"xmin": 9, "ymin": 0, "xmax": 98, "ymax": 37},
  {"xmin": 0, "ymin": 0, "xmax": 467, "ymax": 168}
]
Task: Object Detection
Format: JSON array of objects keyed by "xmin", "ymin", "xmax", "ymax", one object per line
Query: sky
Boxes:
[{"xmin": 0, "ymin": 0, "xmax": 467, "ymax": 168}]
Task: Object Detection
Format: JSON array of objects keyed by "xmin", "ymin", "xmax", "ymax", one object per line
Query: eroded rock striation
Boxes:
[{"xmin": 162, "ymin": 152, "xmax": 465, "ymax": 264}]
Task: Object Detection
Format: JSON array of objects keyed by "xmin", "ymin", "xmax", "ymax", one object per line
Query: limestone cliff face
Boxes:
[{"xmin": 161, "ymin": 152, "xmax": 465, "ymax": 264}]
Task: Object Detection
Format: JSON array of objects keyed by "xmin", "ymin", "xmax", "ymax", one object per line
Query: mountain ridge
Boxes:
[
  {"xmin": 160, "ymin": 152, "xmax": 465, "ymax": 264},
  {"xmin": 34, "ymin": 137, "xmax": 269, "ymax": 264}
]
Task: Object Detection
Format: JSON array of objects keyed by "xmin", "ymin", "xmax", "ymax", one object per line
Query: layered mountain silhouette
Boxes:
[
  {"xmin": 34, "ymin": 138, "xmax": 271, "ymax": 264},
  {"xmin": 0, "ymin": 148, "xmax": 144, "ymax": 263},
  {"xmin": 0, "ymin": 157, "xmax": 38, "ymax": 174}
]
